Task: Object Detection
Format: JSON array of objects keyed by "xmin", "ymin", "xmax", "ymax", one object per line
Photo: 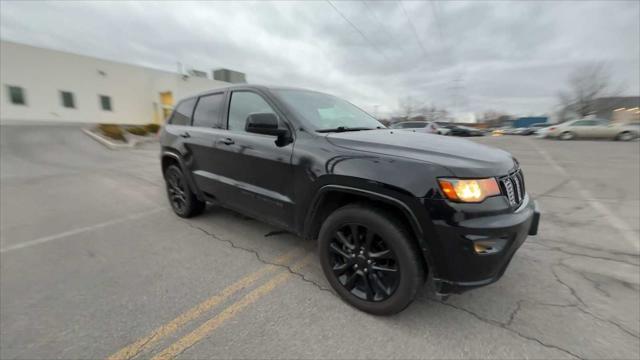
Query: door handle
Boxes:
[
  {"xmin": 179, "ymin": 132, "xmax": 191, "ymax": 138},
  {"xmin": 220, "ymin": 137, "xmax": 234, "ymax": 145}
]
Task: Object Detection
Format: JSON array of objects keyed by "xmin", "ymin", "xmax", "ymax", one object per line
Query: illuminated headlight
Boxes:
[{"xmin": 438, "ymin": 178, "xmax": 501, "ymax": 203}]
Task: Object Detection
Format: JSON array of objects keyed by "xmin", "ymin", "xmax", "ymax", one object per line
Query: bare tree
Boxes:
[
  {"xmin": 397, "ymin": 97, "xmax": 450, "ymax": 122},
  {"xmin": 398, "ymin": 96, "xmax": 416, "ymax": 119},
  {"xmin": 423, "ymin": 105, "xmax": 449, "ymax": 122},
  {"xmin": 479, "ymin": 110, "xmax": 504, "ymax": 122},
  {"xmin": 558, "ymin": 63, "xmax": 615, "ymax": 118}
]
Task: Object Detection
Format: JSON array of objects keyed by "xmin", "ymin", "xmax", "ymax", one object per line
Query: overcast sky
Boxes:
[{"xmin": 1, "ymin": 0, "xmax": 639, "ymax": 117}]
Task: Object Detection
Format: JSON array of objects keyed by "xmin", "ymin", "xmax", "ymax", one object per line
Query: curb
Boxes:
[{"xmin": 82, "ymin": 128, "xmax": 135, "ymax": 150}]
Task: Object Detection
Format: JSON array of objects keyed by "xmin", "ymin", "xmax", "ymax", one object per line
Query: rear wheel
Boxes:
[
  {"xmin": 318, "ymin": 204, "xmax": 424, "ymax": 315},
  {"xmin": 164, "ymin": 165, "xmax": 205, "ymax": 218},
  {"xmin": 559, "ymin": 131, "xmax": 575, "ymax": 140}
]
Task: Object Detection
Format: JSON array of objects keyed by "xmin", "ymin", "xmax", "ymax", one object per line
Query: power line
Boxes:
[
  {"xmin": 429, "ymin": 1, "xmax": 466, "ymax": 113},
  {"xmin": 360, "ymin": 1, "xmax": 396, "ymax": 46},
  {"xmin": 430, "ymin": 1, "xmax": 445, "ymax": 48},
  {"xmin": 399, "ymin": 0, "xmax": 428, "ymax": 58},
  {"xmin": 325, "ymin": 0, "xmax": 390, "ymax": 61},
  {"xmin": 430, "ymin": 1, "xmax": 454, "ymax": 64}
]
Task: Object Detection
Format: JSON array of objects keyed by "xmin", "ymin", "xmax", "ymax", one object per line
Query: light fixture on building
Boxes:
[{"xmin": 627, "ymin": 107, "xmax": 639, "ymax": 112}]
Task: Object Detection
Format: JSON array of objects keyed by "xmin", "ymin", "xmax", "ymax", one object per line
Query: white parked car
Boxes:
[
  {"xmin": 536, "ymin": 125, "xmax": 556, "ymax": 138},
  {"xmin": 546, "ymin": 119, "xmax": 639, "ymax": 141},
  {"xmin": 390, "ymin": 121, "xmax": 450, "ymax": 135}
]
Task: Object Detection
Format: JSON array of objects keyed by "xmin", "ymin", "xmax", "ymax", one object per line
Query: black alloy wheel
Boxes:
[
  {"xmin": 164, "ymin": 164, "xmax": 205, "ymax": 218},
  {"xmin": 166, "ymin": 167, "xmax": 187, "ymax": 213},
  {"xmin": 318, "ymin": 204, "xmax": 424, "ymax": 315},
  {"xmin": 329, "ymin": 223, "xmax": 399, "ymax": 302}
]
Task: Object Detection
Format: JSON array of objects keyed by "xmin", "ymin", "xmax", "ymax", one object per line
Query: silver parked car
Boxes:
[
  {"xmin": 390, "ymin": 121, "xmax": 450, "ymax": 135},
  {"xmin": 546, "ymin": 119, "xmax": 639, "ymax": 141}
]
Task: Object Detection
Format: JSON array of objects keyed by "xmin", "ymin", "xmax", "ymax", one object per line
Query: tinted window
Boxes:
[
  {"xmin": 61, "ymin": 91, "xmax": 75, "ymax": 108},
  {"xmin": 403, "ymin": 122, "xmax": 427, "ymax": 129},
  {"xmin": 8, "ymin": 85, "xmax": 26, "ymax": 105},
  {"xmin": 193, "ymin": 93, "xmax": 224, "ymax": 128},
  {"xmin": 170, "ymin": 98, "xmax": 197, "ymax": 126},
  {"xmin": 228, "ymin": 92, "xmax": 278, "ymax": 132},
  {"xmin": 100, "ymin": 95, "xmax": 112, "ymax": 111},
  {"xmin": 573, "ymin": 120, "xmax": 596, "ymax": 126}
]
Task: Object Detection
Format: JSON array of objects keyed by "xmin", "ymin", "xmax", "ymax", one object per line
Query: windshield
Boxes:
[{"xmin": 274, "ymin": 90, "xmax": 384, "ymax": 131}]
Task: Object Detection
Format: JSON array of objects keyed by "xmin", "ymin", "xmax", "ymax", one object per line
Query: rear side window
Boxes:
[
  {"xmin": 169, "ymin": 98, "xmax": 197, "ymax": 126},
  {"xmin": 193, "ymin": 93, "xmax": 224, "ymax": 128}
]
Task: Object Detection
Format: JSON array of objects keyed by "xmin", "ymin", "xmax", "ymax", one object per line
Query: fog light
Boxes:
[
  {"xmin": 469, "ymin": 237, "xmax": 508, "ymax": 255},
  {"xmin": 474, "ymin": 242, "xmax": 496, "ymax": 254}
]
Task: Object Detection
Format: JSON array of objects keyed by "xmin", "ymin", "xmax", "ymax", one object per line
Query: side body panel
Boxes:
[{"xmin": 208, "ymin": 130, "xmax": 295, "ymax": 229}]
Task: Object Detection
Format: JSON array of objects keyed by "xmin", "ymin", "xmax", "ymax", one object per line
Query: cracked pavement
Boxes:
[{"xmin": 1, "ymin": 125, "xmax": 639, "ymax": 359}]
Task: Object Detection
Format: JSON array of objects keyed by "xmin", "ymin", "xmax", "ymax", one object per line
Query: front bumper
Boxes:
[{"xmin": 423, "ymin": 196, "xmax": 540, "ymax": 295}]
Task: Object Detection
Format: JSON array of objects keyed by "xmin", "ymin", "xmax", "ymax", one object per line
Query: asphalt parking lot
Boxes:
[{"xmin": 1, "ymin": 124, "xmax": 639, "ymax": 360}]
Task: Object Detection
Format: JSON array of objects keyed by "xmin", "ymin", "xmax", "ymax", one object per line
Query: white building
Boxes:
[{"xmin": 0, "ymin": 40, "xmax": 233, "ymax": 125}]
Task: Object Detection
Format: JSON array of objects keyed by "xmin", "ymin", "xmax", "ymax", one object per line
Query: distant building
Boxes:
[
  {"xmin": 512, "ymin": 116, "xmax": 548, "ymax": 128},
  {"xmin": 187, "ymin": 69, "xmax": 208, "ymax": 78},
  {"xmin": 213, "ymin": 68, "xmax": 247, "ymax": 84},
  {"xmin": 591, "ymin": 97, "xmax": 639, "ymax": 123},
  {"xmin": 560, "ymin": 96, "xmax": 640, "ymax": 123},
  {"xmin": 1, "ymin": 40, "xmax": 236, "ymax": 125}
]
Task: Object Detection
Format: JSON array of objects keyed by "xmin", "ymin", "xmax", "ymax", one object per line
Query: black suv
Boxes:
[{"xmin": 160, "ymin": 85, "xmax": 540, "ymax": 315}]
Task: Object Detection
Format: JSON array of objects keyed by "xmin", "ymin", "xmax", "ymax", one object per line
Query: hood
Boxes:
[{"xmin": 325, "ymin": 129, "xmax": 515, "ymax": 177}]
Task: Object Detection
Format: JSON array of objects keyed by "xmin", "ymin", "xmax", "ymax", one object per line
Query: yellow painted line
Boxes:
[
  {"xmin": 107, "ymin": 247, "xmax": 303, "ymax": 360},
  {"xmin": 151, "ymin": 254, "xmax": 314, "ymax": 360}
]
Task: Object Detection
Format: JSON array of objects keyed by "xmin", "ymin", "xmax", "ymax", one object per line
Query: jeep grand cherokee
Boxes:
[{"xmin": 160, "ymin": 85, "xmax": 540, "ymax": 315}]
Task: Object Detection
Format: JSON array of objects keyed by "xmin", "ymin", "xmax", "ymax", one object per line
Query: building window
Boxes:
[
  {"xmin": 60, "ymin": 91, "xmax": 75, "ymax": 109},
  {"xmin": 7, "ymin": 85, "xmax": 26, "ymax": 105},
  {"xmin": 100, "ymin": 95, "xmax": 112, "ymax": 111}
]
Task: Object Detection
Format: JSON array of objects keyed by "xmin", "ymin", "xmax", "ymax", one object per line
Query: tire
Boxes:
[
  {"xmin": 616, "ymin": 131, "xmax": 635, "ymax": 141},
  {"xmin": 318, "ymin": 204, "xmax": 424, "ymax": 315},
  {"xmin": 559, "ymin": 131, "xmax": 575, "ymax": 140},
  {"xmin": 164, "ymin": 164, "xmax": 205, "ymax": 218}
]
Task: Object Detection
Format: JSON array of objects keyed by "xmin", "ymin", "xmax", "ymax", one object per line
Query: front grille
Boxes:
[{"xmin": 500, "ymin": 169, "xmax": 526, "ymax": 207}]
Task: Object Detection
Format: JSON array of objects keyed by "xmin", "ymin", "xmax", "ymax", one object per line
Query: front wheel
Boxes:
[
  {"xmin": 318, "ymin": 204, "xmax": 424, "ymax": 315},
  {"xmin": 559, "ymin": 131, "xmax": 575, "ymax": 140},
  {"xmin": 616, "ymin": 131, "xmax": 635, "ymax": 141}
]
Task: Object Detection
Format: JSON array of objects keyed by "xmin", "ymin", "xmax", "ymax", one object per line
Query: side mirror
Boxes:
[{"xmin": 245, "ymin": 113, "xmax": 287, "ymax": 137}]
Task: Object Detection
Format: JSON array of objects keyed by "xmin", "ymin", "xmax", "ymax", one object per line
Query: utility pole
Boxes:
[{"xmin": 448, "ymin": 74, "xmax": 467, "ymax": 115}]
